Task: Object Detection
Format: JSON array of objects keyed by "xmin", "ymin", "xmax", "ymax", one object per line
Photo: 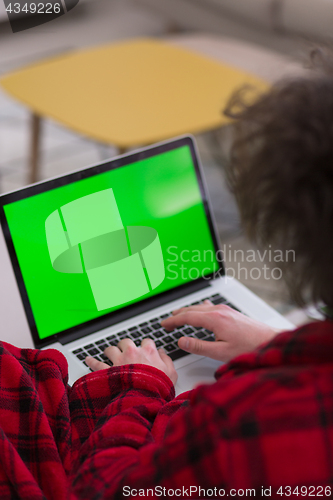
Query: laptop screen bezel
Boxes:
[{"xmin": 0, "ymin": 136, "xmax": 225, "ymax": 348}]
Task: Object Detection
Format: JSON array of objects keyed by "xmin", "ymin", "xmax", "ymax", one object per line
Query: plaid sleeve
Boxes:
[
  {"xmin": 69, "ymin": 364, "xmax": 177, "ymax": 464},
  {"xmin": 0, "ymin": 342, "xmax": 71, "ymax": 500},
  {"xmin": 70, "ymin": 322, "xmax": 333, "ymax": 500}
]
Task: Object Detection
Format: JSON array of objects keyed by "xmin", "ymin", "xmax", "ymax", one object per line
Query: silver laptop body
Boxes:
[{"xmin": 0, "ymin": 136, "xmax": 293, "ymax": 393}]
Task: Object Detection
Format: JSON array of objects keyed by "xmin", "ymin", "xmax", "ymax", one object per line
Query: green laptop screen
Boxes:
[{"xmin": 3, "ymin": 146, "xmax": 219, "ymax": 340}]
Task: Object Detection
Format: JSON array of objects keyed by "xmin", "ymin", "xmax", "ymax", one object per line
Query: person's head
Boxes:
[{"xmin": 224, "ymin": 49, "xmax": 333, "ymax": 309}]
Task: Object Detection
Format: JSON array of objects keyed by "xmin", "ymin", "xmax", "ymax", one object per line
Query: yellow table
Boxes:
[{"xmin": 1, "ymin": 38, "xmax": 266, "ymax": 184}]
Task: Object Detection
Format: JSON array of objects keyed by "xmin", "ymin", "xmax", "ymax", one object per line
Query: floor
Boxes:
[{"xmin": 0, "ymin": 0, "xmax": 311, "ymax": 326}]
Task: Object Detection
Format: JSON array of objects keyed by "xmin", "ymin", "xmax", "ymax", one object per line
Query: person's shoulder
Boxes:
[{"xmin": 184, "ymin": 323, "xmax": 333, "ymax": 489}]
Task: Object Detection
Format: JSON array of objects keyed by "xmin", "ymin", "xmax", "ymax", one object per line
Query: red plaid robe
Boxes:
[{"xmin": 0, "ymin": 321, "xmax": 332, "ymax": 499}]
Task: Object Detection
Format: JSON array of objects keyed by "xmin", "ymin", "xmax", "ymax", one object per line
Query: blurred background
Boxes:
[{"xmin": 0, "ymin": 0, "xmax": 329, "ymax": 326}]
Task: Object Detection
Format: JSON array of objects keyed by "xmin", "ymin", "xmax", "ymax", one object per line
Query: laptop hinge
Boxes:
[{"xmin": 58, "ymin": 279, "xmax": 212, "ymax": 346}]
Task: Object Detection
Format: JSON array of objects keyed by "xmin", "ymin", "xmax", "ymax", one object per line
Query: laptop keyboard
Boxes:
[{"xmin": 71, "ymin": 293, "xmax": 241, "ymax": 368}]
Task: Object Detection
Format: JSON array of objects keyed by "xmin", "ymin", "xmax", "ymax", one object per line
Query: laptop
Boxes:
[{"xmin": 0, "ymin": 136, "xmax": 293, "ymax": 393}]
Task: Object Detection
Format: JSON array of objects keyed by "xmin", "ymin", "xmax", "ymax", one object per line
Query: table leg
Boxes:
[
  {"xmin": 118, "ymin": 147, "xmax": 126, "ymax": 156},
  {"xmin": 30, "ymin": 113, "xmax": 42, "ymax": 185}
]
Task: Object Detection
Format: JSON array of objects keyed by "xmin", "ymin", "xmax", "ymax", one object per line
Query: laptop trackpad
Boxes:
[{"xmin": 176, "ymin": 357, "xmax": 223, "ymax": 394}]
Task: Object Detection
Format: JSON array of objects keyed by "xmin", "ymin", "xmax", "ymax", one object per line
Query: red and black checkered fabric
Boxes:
[{"xmin": 1, "ymin": 321, "xmax": 333, "ymax": 499}]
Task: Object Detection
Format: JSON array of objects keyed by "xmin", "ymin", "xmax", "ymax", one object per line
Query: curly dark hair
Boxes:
[{"xmin": 224, "ymin": 50, "xmax": 333, "ymax": 309}]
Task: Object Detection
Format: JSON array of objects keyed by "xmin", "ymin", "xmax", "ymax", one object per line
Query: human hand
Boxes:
[
  {"xmin": 85, "ymin": 338, "xmax": 178, "ymax": 386},
  {"xmin": 161, "ymin": 301, "xmax": 281, "ymax": 363}
]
